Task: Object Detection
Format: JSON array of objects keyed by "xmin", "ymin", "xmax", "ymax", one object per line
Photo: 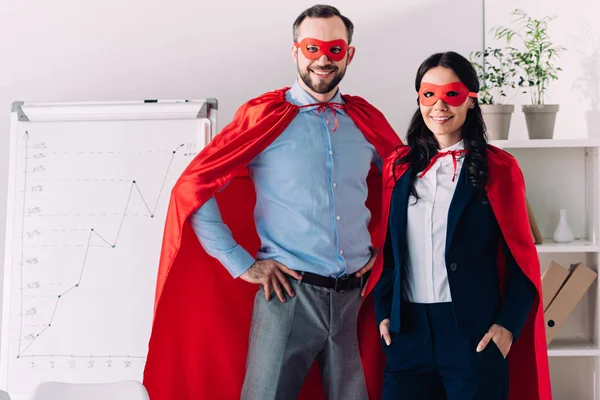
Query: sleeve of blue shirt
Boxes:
[
  {"xmin": 189, "ymin": 196, "xmax": 256, "ymax": 278},
  {"xmin": 374, "ymin": 152, "xmax": 383, "ymax": 172}
]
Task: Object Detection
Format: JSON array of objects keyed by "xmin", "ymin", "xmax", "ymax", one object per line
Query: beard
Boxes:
[{"xmin": 298, "ymin": 62, "xmax": 347, "ymax": 94}]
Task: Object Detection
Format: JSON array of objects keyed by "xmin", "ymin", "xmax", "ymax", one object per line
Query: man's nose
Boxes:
[{"xmin": 315, "ymin": 54, "xmax": 332, "ymax": 64}]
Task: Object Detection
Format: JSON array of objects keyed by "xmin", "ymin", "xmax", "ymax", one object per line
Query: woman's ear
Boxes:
[{"xmin": 469, "ymin": 99, "xmax": 476, "ymax": 109}]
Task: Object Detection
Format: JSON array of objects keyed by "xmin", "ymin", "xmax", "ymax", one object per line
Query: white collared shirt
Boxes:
[{"xmin": 403, "ymin": 140, "xmax": 465, "ymax": 303}]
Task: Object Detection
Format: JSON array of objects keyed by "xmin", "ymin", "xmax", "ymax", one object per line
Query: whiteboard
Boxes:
[{"xmin": 1, "ymin": 99, "xmax": 217, "ymax": 399}]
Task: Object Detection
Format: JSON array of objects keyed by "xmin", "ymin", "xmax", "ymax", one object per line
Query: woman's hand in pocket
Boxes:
[
  {"xmin": 477, "ymin": 324, "xmax": 513, "ymax": 358},
  {"xmin": 379, "ymin": 319, "xmax": 392, "ymax": 346}
]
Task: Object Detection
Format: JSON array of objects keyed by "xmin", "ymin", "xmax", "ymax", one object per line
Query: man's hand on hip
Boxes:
[
  {"xmin": 355, "ymin": 248, "xmax": 379, "ymax": 297},
  {"xmin": 240, "ymin": 260, "xmax": 303, "ymax": 303}
]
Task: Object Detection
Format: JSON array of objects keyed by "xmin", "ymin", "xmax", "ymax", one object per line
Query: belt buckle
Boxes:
[{"xmin": 334, "ymin": 275, "xmax": 351, "ymax": 292}]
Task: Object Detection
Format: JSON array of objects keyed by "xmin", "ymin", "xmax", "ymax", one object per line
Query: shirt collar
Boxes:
[
  {"xmin": 438, "ymin": 140, "xmax": 465, "ymax": 166},
  {"xmin": 287, "ymin": 79, "xmax": 346, "ymax": 115},
  {"xmin": 439, "ymin": 140, "xmax": 465, "ymax": 152}
]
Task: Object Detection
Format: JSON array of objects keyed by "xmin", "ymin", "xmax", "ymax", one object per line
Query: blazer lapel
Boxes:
[
  {"xmin": 390, "ymin": 167, "xmax": 411, "ymax": 260},
  {"xmin": 445, "ymin": 163, "xmax": 475, "ymax": 254}
]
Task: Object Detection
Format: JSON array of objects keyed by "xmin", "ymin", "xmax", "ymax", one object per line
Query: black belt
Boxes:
[{"xmin": 289, "ymin": 270, "xmax": 370, "ymax": 292}]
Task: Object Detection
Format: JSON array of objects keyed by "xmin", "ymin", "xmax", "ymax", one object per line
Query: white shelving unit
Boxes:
[
  {"xmin": 548, "ymin": 339, "xmax": 600, "ymax": 357},
  {"xmin": 490, "ymin": 138, "xmax": 600, "ymax": 399},
  {"xmin": 491, "ymin": 139, "xmax": 600, "ymax": 149},
  {"xmin": 537, "ymin": 239, "xmax": 599, "ymax": 254}
]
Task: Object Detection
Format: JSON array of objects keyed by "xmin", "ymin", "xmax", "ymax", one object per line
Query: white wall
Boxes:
[
  {"xmin": 1, "ymin": 0, "xmax": 599, "ymax": 394},
  {"xmin": 0, "ymin": 0, "xmax": 483, "ymax": 330},
  {"xmin": 485, "ymin": 0, "xmax": 600, "ymax": 139},
  {"xmin": 0, "ymin": 0, "xmax": 597, "ymax": 391}
]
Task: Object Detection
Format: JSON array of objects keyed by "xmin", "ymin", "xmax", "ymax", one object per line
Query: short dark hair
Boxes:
[{"xmin": 293, "ymin": 5, "xmax": 354, "ymax": 44}]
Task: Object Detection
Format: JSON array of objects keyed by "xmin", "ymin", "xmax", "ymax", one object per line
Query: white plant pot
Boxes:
[
  {"xmin": 481, "ymin": 104, "xmax": 514, "ymax": 140},
  {"xmin": 522, "ymin": 104, "xmax": 560, "ymax": 139}
]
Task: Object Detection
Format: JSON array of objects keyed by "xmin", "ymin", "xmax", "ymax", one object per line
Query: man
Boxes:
[{"xmin": 143, "ymin": 5, "xmax": 401, "ymax": 400}]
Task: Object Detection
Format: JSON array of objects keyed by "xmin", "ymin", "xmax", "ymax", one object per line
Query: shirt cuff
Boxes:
[{"xmin": 221, "ymin": 246, "xmax": 256, "ymax": 279}]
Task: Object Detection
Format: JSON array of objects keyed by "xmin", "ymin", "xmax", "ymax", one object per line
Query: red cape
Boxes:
[
  {"xmin": 380, "ymin": 145, "xmax": 552, "ymax": 400},
  {"xmin": 143, "ymin": 87, "xmax": 402, "ymax": 400}
]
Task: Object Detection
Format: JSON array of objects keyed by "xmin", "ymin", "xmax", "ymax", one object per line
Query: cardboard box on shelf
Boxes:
[
  {"xmin": 544, "ymin": 263, "xmax": 598, "ymax": 344},
  {"xmin": 541, "ymin": 261, "xmax": 570, "ymax": 312},
  {"xmin": 527, "ymin": 199, "xmax": 543, "ymax": 244}
]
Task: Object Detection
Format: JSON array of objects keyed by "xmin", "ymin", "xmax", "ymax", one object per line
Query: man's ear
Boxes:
[
  {"xmin": 292, "ymin": 44, "xmax": 299, "ymax": 64},
  {"xmin": 347, "ymin": 46, "xmax": 356, "ymax": 65}
]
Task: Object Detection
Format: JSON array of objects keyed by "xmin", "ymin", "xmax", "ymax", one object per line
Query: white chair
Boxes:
[{"xmin": 30, "ymin": 380, "xmax": 149, "ymax": 400}]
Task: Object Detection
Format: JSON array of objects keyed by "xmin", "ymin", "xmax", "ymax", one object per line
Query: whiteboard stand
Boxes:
[{"xmin": 1, "ymin": 98, "xmax": 216, "ymax": 400}]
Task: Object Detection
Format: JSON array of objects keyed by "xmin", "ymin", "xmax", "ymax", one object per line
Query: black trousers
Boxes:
[{"xmin": 381, "ymin": 302, "xmax": 508, "ymax": 400}]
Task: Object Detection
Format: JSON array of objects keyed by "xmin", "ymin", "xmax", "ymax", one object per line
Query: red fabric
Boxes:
[
  {"xmin": 298, "ymin": 102, "xmax": 344, "ymax": 131},
  {"xmin": 418, "ymin": 81, "xmax": 478, "ymax": 106},
  {"xmin": 418, "ymin": 149, "xmax": 465, "ymax": 181},
  {"xmin": 293, "ymin": 38, "xmax": 349, "ymax": 61},
  {"xmin": 379, "ymin": 145, "xmax": 552, "ymax": 400},
  {"xmin": 143, "ymin": 87, "xmax": 401, "ymax": 400}
]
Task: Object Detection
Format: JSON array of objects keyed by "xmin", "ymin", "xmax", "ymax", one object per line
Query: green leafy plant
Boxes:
[
  {"xmin": 494, "ymin": 9, "xmax": 566, "ymax": 105},
  {"xmin": 470, "ymin": 47, "xmax": 517, "ymax": 105}
]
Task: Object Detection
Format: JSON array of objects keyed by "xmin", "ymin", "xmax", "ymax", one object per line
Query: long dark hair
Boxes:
[{"xmin": 394, "ymin": 51, "xmax": 489, "ymax": 199}]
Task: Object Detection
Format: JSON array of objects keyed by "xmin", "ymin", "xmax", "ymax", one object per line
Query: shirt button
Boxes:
[
  {"xmin": 329, "ymin": 150, "xmax": 333, "ymax": 155},
  {"xmin": 339, "ymin": 249, "xmax": 344, "ymax": 255},
  {"xmin": 336, "ymin": 216, "xmax": 341, "ymax": 220},
  {"xmin": 449, "ymin": 263, "xmax": 457, "ymax": 271},
  {"xmin": 332, "ymin": 183, "xmax": 337, "ymax": 188}
]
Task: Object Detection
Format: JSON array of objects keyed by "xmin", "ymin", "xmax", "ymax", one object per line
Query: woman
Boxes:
[{"xmin": 372, "ymin": 52, "xmax": 551, "ymax": 400}]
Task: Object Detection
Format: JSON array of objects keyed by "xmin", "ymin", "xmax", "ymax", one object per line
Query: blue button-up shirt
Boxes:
[{"xmin": 190, "ymin": 80, "xmax": 382, "ymax": 278}]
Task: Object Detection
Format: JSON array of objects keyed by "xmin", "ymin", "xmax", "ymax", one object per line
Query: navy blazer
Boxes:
[{"xmin": 374, "ymin": 163, "xmax": 536, "ymax": 340}]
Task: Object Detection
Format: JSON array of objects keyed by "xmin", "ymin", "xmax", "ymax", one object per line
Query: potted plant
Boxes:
[
  {"xmin": 494, "ymin": 9, "xmax": 566, "ymax": 139},
  {"xmin": 470, "ymin": 47, "xmax": 517, "ymax": 140}
]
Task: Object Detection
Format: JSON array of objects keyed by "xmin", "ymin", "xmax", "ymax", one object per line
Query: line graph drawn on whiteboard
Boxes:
[{"xmin": 1, "ymin": 100, "xmax": 216, "ymax": 399}]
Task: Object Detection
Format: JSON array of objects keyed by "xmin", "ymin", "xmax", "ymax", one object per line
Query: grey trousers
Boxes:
[{"xmin": 240, "ymin": 279, "xmax": 369, "ymax": 400}]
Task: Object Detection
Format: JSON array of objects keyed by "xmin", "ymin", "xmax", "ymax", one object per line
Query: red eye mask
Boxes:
[
  {"xmin": 294, "ymin": 38, "xmax": 349, "ymax": 62},
  {"xmin": 418, "ymin": 82, "xmax": 478, "ymax": 107}
]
